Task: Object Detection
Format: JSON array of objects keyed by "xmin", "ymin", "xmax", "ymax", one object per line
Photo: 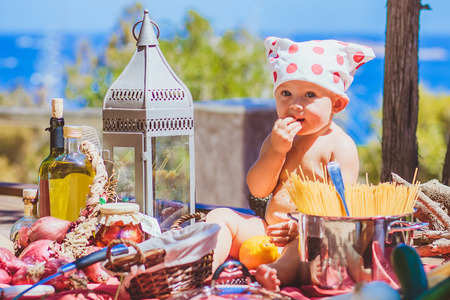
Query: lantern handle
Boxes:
[{"xmin": 132, "ymin": 19, "xmax": 160, "ymax": 41}]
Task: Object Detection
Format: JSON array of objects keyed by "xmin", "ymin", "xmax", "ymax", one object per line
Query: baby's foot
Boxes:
[{"xmin": 255, "ymin": 264, "xmax": 281, "ymax": 291}]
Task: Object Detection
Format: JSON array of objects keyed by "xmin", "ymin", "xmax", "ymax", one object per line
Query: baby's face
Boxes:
[{"xmin": 274, "ymin": 81, "xmax": 339, "ymax": 135}]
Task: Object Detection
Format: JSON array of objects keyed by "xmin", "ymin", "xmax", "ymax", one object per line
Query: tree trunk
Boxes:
[{"xmin": 381, "ymin": 0, "xmax": 421, "ymax": 182}]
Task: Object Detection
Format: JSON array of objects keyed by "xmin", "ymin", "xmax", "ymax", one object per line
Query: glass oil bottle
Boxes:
[
  {"xmin": 38, "ymin": 98, "xmax": 65, "ymax": 217},
  {"xmin": 48, "ymin": 126, "xmax": 95, "ymax": 222},
  {"xmin": 10, "ymin": 188, "xmax": 38, "ymax": 242}
]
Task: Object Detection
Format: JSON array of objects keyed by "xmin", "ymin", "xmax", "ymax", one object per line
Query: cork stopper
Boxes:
[
  {"xmin": 63, "ymin": 126, "xmax": 82, "ymax": 138},
  {"xmin": 52, "ymin": 98, "xmax": 64, "ymax": 118},
  {"xmin": 100, "ymin": 202, "xmax": 140, "ymax": 215},
  {"xmin": 23, "ymin": 188, "xmax": 38, "ymax": 200}
]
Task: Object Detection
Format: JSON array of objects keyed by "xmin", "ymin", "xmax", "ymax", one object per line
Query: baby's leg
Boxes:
[
  {"xmin": 257, "ymin": 238, "xmax": 310, "ymax": 288},
  {"xmin": 205, "ymin": 208, "xmax": 266, "ymax": 271},
  {"xmin": 255, "ymin": 264, "xmax": 281, "ymax": 291}
]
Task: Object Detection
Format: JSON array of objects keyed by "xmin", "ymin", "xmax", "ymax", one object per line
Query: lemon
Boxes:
[{"xmin": 239, "ymin": 235, "xmax": 279, "ymax": 270}]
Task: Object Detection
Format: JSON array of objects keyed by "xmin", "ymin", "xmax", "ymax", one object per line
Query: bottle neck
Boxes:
[
  {"xmin": 24, "ymin": 203, "xmax": 38, "ymax": 218},
  {"xmin": 48, "ymin": 117, "xmax": 65, "ymax": 152},
  {"xmin": 65, "ymin": 136, "xmax": 81, "ymax": 154},
  {"xmin": 50, "ymin": 147, "xmax": 64, "ymax": 157}
]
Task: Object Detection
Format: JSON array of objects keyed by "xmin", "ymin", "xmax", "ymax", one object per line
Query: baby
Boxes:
[{"xmin": 205, "ymin": 37, "xmax": 375, "ymax": 286}]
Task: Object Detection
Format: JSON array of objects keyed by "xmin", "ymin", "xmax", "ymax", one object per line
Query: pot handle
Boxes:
[
  {"xmin": 210, "ymin": 260, "xmax": 253, "ymax": 288},
  {"xmin": 387, "ymin": 221, "xmax": 428, "ymax": 233},
  {"xmin": 386, "ymin": 221, "xmax": 428, "ymax": 244}
]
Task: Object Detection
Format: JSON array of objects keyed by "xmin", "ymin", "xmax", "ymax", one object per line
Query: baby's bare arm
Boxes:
[
  {"xmin": 247, "ymin": 136, "xmax": 286, "ymax": 198},
  {"xmin": 265, "ymin": 188, "xmax": 297, "ymax": 225},
  {"xmin": 247, "ymin": 118, "xmax": 302, "ymax": 198}
]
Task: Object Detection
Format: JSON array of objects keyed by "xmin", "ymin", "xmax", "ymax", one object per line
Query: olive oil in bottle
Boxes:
[
  {"xmin": 38, "ymin": 98, "xmax": 65, "ymax": 217},
  {"xmin": 48, "ymin": 126, "xmax": 95, "ymax": 222}
]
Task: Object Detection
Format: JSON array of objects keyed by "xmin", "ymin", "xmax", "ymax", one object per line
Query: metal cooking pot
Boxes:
[{"xmin": 289, "ymin": 211, "xmax": 427, "ymax": 292}]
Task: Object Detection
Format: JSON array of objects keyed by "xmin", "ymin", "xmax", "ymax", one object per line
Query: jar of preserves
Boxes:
[{"xmin": 95, "ymin": 202, "xmax": 145, "ymax": 247}]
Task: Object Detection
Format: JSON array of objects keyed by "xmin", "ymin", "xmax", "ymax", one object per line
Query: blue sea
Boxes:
[{"xmin": 1, "ymin": 32, "xmax": 450, "ymax": 145}]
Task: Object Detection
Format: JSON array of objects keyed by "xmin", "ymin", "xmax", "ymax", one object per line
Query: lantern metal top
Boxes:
[
  {"xmin": 134, "ymin": 9, "xmax": 159, "ymax": 46},
  {"xmin": 103, "ymin": 9, "xmax": 194, "ymax": 137}
]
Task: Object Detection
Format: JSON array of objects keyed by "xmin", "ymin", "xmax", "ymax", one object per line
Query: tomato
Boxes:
[
  {"xmin": 95, "ymin": 240, "xmax": 106, "ymax": 248},
  {"xmin": 98, "ymin": 225, "xmax": 122, "ymax": 246},
  {"xmin": 95, "ymin": 222, "xmax": 144, "ymax": 247},
  {"xmin": 119, "ymin": 225, "xmax": 144, "ymax": 243}
]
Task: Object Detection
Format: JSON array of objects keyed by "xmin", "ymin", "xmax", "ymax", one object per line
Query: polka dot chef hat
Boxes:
[{"xmin": 265, "ymin": 37, "xmax": 375, "ymax": 96}]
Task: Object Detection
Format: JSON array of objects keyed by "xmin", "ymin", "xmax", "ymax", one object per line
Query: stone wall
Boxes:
[{"xmin": 194, "ymin": 98, "xmax": 277, "ymax": 208}]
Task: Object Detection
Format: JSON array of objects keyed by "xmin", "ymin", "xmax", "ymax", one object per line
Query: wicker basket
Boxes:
[{"xmin": 104, "ymin": 212, "xmax": 215, "ymax": 299}]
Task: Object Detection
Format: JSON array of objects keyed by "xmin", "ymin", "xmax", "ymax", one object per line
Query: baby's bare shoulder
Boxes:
[{"xmin": 329, "ymin": 124, "xmax": 356, "ymax": 145}]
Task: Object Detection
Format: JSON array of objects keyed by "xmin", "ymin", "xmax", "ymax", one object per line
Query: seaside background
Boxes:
[{"xmin": 1, "ymin": 0, "xmax": 450, "ymax": 145}]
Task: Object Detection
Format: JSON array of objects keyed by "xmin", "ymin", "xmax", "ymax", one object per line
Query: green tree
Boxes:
[
  {"xmin": 0, "ymin": 85, "xmax": 34, "ymax": 107},
  {"xmin": 65, "ymin": 7, "xmax": 271, "ymax": 107},
  {"xmin": 358, "ymin": 87, "xmax": 450, "ymax": 184},
  {"xmin": 416, "ymin": 89, "xmax": 450, "ymax": 180},
  {"xmin": 0, "ymin": 6, "xmax": 272, "ymax": 184}
]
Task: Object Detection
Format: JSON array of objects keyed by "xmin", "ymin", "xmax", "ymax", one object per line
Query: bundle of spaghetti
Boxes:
[
  {"xmin": 346, "ymin": 181, "xmax": 419, "ymax": 217},
  {"xmin": 286, "ymin": 167, "xmax": 420, "ymax": 217},
  {"xmin": 286, "ymin": 169, "xmax": 345, "ymax": 217}
]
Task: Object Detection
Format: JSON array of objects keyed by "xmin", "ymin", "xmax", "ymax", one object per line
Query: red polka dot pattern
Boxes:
[
  {"xmin": 270, "ymin": 54, "xmax": 279, "ymax": 61},
  {"xmin": 333, "ymin": 72, "xmax": 340, "ymax": 84},
  {"xmin": 286, "ymin": 63, "xmax": 297, "ymax": 74},
  {"xmin": 311, "ymin": 64, "xmax": 323, "ymax": 75},
  {"xmin": 356, "ymin": 62, "xmax": 365, "ymax": 69},
  {"xmin": 313, "ymin": 47, "xmax": 324, "ymax": 54},
  {"xmin": 264, "ymin": 36, "xmax": 375, "ymax": 96},
  {"xmin": 353, "ymin": 51, "xmax": 365, "ymax": 63},
  {"xmin": 289, "ymin": 44, "xmax": 299, "ymax": 54}
]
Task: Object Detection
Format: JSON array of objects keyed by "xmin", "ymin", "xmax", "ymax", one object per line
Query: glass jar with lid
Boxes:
[{"xmin": 95, "ymin": 202, "xmax": 145, "ymax": 247}]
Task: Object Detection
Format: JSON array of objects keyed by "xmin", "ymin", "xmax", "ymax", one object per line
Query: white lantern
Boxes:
[{"xmin": 102, "ymin": 10, "xmax": 195, "ymax": 231}]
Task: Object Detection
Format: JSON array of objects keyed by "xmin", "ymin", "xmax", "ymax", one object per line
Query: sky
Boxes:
[
  {"xmin": 1, "ymin": 0, "xmax": 450, "ymax": 38},
  {"xmin": 0, "ymin": 0, "xmax": 449, "ymax": 144}
]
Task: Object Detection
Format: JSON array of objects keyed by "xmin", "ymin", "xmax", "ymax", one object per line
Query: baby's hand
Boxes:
[
  {"xmin": 270, "ymin": 117, "xmax": 302, "ymax": 154},
  {"xmin": 266, "ymin": 212, "xmax": 298, "ymax": 247}
]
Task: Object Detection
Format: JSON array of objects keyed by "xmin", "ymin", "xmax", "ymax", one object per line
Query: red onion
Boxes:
[
  {"xmin": 0, "ymin": 247, "xmax": 27, "ymax": 274},
  {"xmin": 28, "ymin": 216, "xmax": 71, "ymax": 243},
  {"xmin": 10, "ymin": 262, "xmax": 45, "ymax": 285},
  {"xmin": 14, "ymin": 227, "xmax": 30, "ymax": 250},
  {"xmin": 0, "ymin": 268, "xmax": 11, "ymax": 284},
  {"xmin": 82, "ymin": 246, "xmax": 110, "ymax": 283},
  {"xmin": 19, "ymin": 239, "xmax": 60, "ymax": 264},
  {"xmin": 42, "ymin": 258, "xmax": 87, "ymax": 292}
]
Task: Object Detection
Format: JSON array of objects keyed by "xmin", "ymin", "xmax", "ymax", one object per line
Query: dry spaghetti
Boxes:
[{"xmin": 286, "ymin": 166, "xmax": 419, "ymax": 217}]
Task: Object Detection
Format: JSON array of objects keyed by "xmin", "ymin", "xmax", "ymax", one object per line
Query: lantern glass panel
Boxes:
[
  {"xmin": 113, "ymin": 147, "xmax": 136, "ymax": 202},
  {"xmin": 154, "ymin": 135, "xmax": 190, "ymax": 230}
]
